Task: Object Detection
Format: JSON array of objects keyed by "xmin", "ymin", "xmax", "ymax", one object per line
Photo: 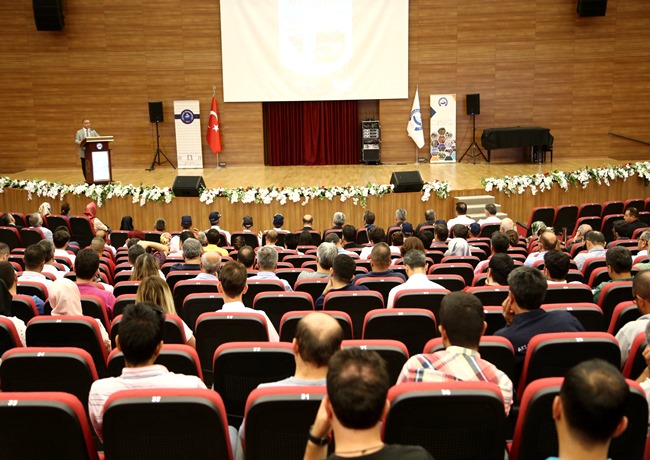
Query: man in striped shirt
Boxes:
[{"xmin": 396, "ymin": 291, "xmax": 513, "ymax": 414}]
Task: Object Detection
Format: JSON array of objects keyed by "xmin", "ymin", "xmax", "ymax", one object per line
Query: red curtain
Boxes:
[{"xmin": 264, "ymin": 101, "xmax": 359, "ymax": 166}]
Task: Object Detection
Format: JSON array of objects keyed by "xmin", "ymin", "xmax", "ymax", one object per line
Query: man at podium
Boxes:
[{"xmin": 74, "ymin": 119, "xmax": 99, "ymax": 180}]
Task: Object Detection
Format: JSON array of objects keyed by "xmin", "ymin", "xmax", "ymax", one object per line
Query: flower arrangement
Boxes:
[{"xmin": 481, "ymin": 162, "xmax": 650, "ymax": 196}]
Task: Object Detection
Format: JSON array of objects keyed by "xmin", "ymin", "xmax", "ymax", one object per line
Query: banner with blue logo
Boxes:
[
  {"xmin": 429, "ymin": 94, "xmax": 457, "ymax": 163},
  {"xmin": 174, "ymin": 100, "xmax": 203, "ymax": 169}
]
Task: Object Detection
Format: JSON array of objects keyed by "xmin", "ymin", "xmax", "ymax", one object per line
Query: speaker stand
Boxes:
[
  {"xmin": 147, "ymin": 121, "xmax": 176, "ymax": 171},
  {"xmin": 459, "ymin": 114, "xmax": 488, "ymax": 164}
]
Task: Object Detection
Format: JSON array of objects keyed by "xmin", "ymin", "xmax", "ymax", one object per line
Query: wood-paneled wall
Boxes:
[{"xmin": 0, "ymin": 1, "xmax": 648, "ymax": 173}]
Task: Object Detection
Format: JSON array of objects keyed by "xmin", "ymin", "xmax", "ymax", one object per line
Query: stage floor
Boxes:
[{"xmin": 3, "ymin": 156, "xmax": 638, "ymax": 192}]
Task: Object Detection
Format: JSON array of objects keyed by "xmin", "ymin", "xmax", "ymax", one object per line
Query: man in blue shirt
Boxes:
[{"xmin": 315, "ymin": 255, "xmax": 368, "ymax": 310}]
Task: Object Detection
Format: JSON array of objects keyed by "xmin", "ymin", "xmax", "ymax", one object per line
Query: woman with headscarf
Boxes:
[
  {"xmin": 49, "ymin": 277, "xmax": 111, "ymax": 352},
  {"xmin": 0, "ymin": 262, "xmax": 26, "ymax": 346},
  {"xmin": 119, "ymin": 216, "xmax": 134, "ymax": 231},
  {"xmin": 444, "ymin": 237, "xmax": 471, "ymax": 256},
  {"xmin": 83, "ymin": 201, "xmax": 109, "ymax": 233}
]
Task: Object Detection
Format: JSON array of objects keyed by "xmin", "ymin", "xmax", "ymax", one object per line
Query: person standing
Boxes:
[{"xmin": 74, "ymin": 119, "xmax": 99, "ymax": 181}]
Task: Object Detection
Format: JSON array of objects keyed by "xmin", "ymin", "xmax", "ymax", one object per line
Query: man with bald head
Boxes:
[
  {"xmin": 499, "ymin": 217, "xmax": 515, "ymax": 233},
  {"xmin": 302, "ymin": 214, "xmax": 314, "ymax": 231},
  {"xmin": 194, "ymin": 251, "xmax": 221, "ymax": 281},
  {"xmin": 524, "ymin": 230, "xmax": 558, "ymax": 267},
  {"xmin": 352, "ymin": 242, "xmax": 406, "ymax": 283}
]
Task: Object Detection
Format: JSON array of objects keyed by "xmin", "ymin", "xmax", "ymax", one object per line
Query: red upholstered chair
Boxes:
[
  {"xmin": 323, "ymin": 290, "xmax": 384, "ymax": 339},
  {"xmin": 601, "ymin": 200, "xmax": 624, "ymax": 218},
  {"xmin": 107, "ymin": 343, "xmax": 203, "ymax": 379},
  {"xmin": 427, "ymin": 274, "xmax": 465, "ymax": 291},
  {"xmin": 601, "ymin": 213, "xmax": 624, "ymax": 242},
  {"xmin": 571, "ymin": 216, "xmax": 602, "ymax": 238},
  {"xmin": 102, "ymin": 388, "xmax": 233, "ymax": 460},
  {"xmin": 540, "ymin": 303, "xmax": 605, "ymax": 332},
  {"xmin": 69, "ymin": 215, "xmax": 95, "ymax": 248},
  {"xmin": 279, "ymin": 310, "xmax": 353, "ymax": 342},
  {"xmin": 0, "ymin": 391, "xmax": 99, "ymax": 460},
  {"xmin": 10, "ymin": 293, "xmax": 39, "ymax": 324},
  {"xmin": 384, "ymin": 381, "xmax": 507, "ymax": 460},
  {"xmin": 465, "ymin": 285, "xmax": 510, "ymax": 307},
  {"xmin": 516, "ymin": 207, "xmax": 555, "ymax": 238},
  {"xmin": 354, "ymin": 276, "xmax": 403, "ymax": 304},
  {"xmin": 165, "ymin": 270, "xmax": 202, "ymax": 292},
  {"xmin": 243, "ymin": 279, "xmax": 286, "ymax": 308},
  {"xmin": 342, "ymin": 339, "xmax": 409, "ymax": 383},
  {"xmin": 172, "ymin": 279, "xmax": 219, "ymax": 314},
  {"xmin": 441, "ymin": 255, "xmax": 481, "ymax": 268},
  {"xmin": 607, "ymin": 300, "xmax": 640, "ymax": 335},
  {"xmin": 393, "ymin": 288, "xmax": 450, "ymax": 322},
  {"xmin": 484, "ymin": 306, "xmax": 507, "ymax": 335},
  {"xmin": 577, "ymin": 202, "xmax": 602, "ymax": 218},
  {"xmin": 182, "ymin": 293, "xmax": 224, "ymax": 332},
  {"xmin": 428, "ymin": 262, "xmax": 475, "ymax": 286},
  {"xmin": 80, "ymin": 294, "xmax": 110, "ymax": 331},
  {"xmin": 622, "ymin": 331, "xmax": 647, "ymax": 380},
  {"xmin": 19, "ymin": 227, "xmax": 45, "ymax": 246},
  {"xmin": 587, "ymin": 266, "xmax": 610, "ymax": 288},
  {"xmin": 0, "ymin": 316, "xmax": 23, "ymax": 356},
  {"xmin": 0, "ymin": 226, "xmax": 23, "ymax": 250},
  {"xmin": 362, "ymin": 308, "xmax": 437, "ymax": 357},
  {"xmin": 553, "ymin": 204, "xmax": 579, "ymax": 237},
  {"xmin": 597, "ymin": 280, "xmax": 633, "ymax": 324},
  {"xmin": 253, "ymin": 291, "xmax": 313, "ymax": 331},
  {"xmin": 542, "ymin": 283, "xmax": 593, "ymax": 304},
  {"xmin": 112, "ymin": 280, "xmax": 141, "ymax": 297},
  {"xmin": 16, "ymin": 280, "xmax": 48, "ymax": 301}
]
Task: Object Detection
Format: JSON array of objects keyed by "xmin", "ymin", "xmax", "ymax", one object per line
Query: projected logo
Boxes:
[{"xmin": 278, "ymin": 0, "xmax": 353, "ymax": 77}]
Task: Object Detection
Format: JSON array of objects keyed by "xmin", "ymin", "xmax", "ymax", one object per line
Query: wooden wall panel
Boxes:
[{"xmin": 0, "ymin": 0, "xmax": 648, "ymax": 173}]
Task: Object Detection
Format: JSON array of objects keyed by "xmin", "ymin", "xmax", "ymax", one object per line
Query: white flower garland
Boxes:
[
  {"xmin": 0, "ymin": 177, "xmax": 451, "ymax": 208},
  {"xmin": 481, "ymin": 162, "xmax": 650, "ymax": 196}
]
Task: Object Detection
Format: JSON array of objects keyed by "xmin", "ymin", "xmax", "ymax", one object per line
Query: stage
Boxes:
[{"xmin": 0, "ymin": 156, "xmax": 647, "ymax": 234}]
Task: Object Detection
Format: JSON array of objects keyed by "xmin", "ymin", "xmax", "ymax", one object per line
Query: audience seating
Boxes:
[
  {"xmin": 172, "ymin": 279, "xmax": 219, "ymax": 313},
  {"xmin": 110, "ymin": 314, "xmax": 186, "ymax": 348},
  {"xmin": 587, "ymin": 266, "xmax": 610, "ymax": 287},
  {"xmin": 540, "ymin": 303, "xmax": 605, "ymax": 332},
  {"xmin": 601, "ymin": 200, "xmax": 624, "ymax": 218},
  {"xmin": 0, "ymin": 347, "xmax": 98, "ymax": 411},
  {"xmin": 323, "ymin": 290, "xmax": 384, "ymax": 339},
  {"xmin": 26, "ymin": 315, "xmax": 108, "ymax": 377},
  {"xmin": 109, "ymin": 230, "xmax": 129, "ymax": 248},
  {"xmin": 243, "ymin": 386, "xmax": 326, "ymax": 460},
  {"xmin": 213, "ymin": 342, "xmax": 295, "ymax": 426},
  {"xmin": 354, "ymin": 277, "xmax": 403, "ymax": 304},
  {"xmin": 428, "ymin": 263, "xmax": 474, "ymax": 286},
  {"xmin": 441, "ymin": 255, "xmax": 481, "ymax": 268},
  {"xmin": 355, "ymin": 227, "xmax": 369, "ymax": 244},
  {"xmin": 107, "ymin": 344, "xmax": 203, "ymax": 379},
  {"xmin": 426, "ymin": 274, "xmax": 465, "ymax": 291},
  {"xmin": 553, "ymin": 204, "xmax": 579, "ymax": 236},
  {"xmin": 279, "ymin": 310, "xmax": 353, "ymax": 342},
  {"xmin": 581, "ymin": 256, "xmax": 607, "ymax": 279},
  {"xmin": 230, "ymin": 231, "xmax": 260, "ymax": 248},
  {"xmin": 242, "ymin": 279, "xmax": 286, "ymax": 308},
  {"xmin": 112, "ymin": 280, "xmax": 141, "ymax": 297},
  {"xmin": 182, "ymin": 293, "xmax": 224, "ymax": 332},
  {"xmin": 17, "ymin": 280, "xmax": 48, "ymax": 301},
  {"xmin": 80, "ymin": 295, "xmax": 111, "ymax": 331},
  {"xmin": 10, "ymin": 294, "xmax": 39, "ymax": 324},
  {"xmin": 0, "ymin": 391, "xmax": 99, "ymax": 460},
  {"xmin": 20, "ymin": 227, "xmax": 45, "ymax": 246},
  {"xmin": 543, "ymin": 283, "xmax": 593, "ymax": 304},
  {"xmin": 597, "ymin": 281, "xmax": 633, "ymax": 324},
  {"xmin": 384, "ymin": 381, "xmax": 507, "ymax": 460},
  {"xmin": 342, "ymin": 339, "xmax": 409, "ymax": 384},
  {"xmin": 622, "ymin": 332, "xmax": 647, "ymax": 380},
  {"xmin": 0, "ymin": 317, "xmax": 23, "ymax": 356},
  {"xmin": 517, "ymin": 332, "xmax": 620, "ymax": 396},
  {"xmin": 0, "ymin": 226, "xmax": 23, "ymax": 250},
  {"xmin": 195, "ymin": 312, "xmax": 270, "ymax": 386},
  {"xmin": 577, "ymin": 202, "xmax": 602, "ymax": 218},
  {"xmin": 252, "ymin": 291, "xmax": 313, "ymax": 331},
  {"xmin": 392, "ymin": 288, "xmax": 450, "ymax": 321},
  {"xmin": 166, "ymin": 270, "xmax": 202, "ymax": 292},
  {"xmin": 607, "ymin": 300, "xmax": 640, "ymax": 335},
  {"xmin": 509, "ymin": 377, "xmax": 647, "ymax": 460},
  {"xmin": 480, "ymin": 223, "xmax": 500, "ymax": 238},
  {"xmin": 516, "ymin": 207, "xmax": 555, "ymax": 238},
  {"xmin": 465, "ymin": 286, "xmax": 510, "ymax": 306},
  {"xmin": 69, "ymin": 216, "xmax": 95, "ymax": 248},
  {"xmin": 276, "ymin": 267, "xmax": 313, "ymax": 288},
  {"xmin": 103, "ymin": 388, "xmax": 233, "ymax": 460},
  {"xmin": 113, "ymin": 293, "xmax": 137, "ymax": 317},
  {"xmin": 362, "ymin": 308, "xmax": 437, "ymax": 357},
  {"xmin": 572, "ymin": 216, "xmax": 602, "ymax": 237},
  {"xmin": 484, "ymin": 306, "xmax": 507, "ymax": 334},
  {"xmin": 601, "ymin": 214, "xmax": 624, "ymax": 242}
]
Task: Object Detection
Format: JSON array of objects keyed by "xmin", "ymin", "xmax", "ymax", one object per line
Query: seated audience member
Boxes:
[
  {"xmin": 363, "ymin": 210, "xmax": 376, "ymax": 230},
  {"xmin": 397, "ymin": 291, "xmax": 513, "ymax": 414},
  {"xmin": 447, "ymin": 201, "xmax": 475, "ymax": 229},
  {"xmin": 315, "ymin": 255, "xmax": 369, "ymax": 310},
  {"xmin": 50, "ymin": 277, "xmax": 111, "ymax": 351},
  {"xmin": 495, "ymin": 266, "xmax": 584, "ymax": 380},
  {"xmin": 326, "ymin": 212, "xmax": 346, "ymax": 232},
  {"xmin": 207, "ymin": 211, "xmax": 231, "ymax": 245},
  {"xmin": 388, "ymin": 231, "xmax": 404, "ymax": 256},
  {"xmin": 568, "ymin": 223, "xmax": 593, "ymax": 252},
  {"xmin": 468, "ymin": 222, "xmax": 481, "ymax": 238},
  {"xmin": 218, "ymin": 261, "xmax": 279, "ymax": 341},
  {"xmin": 499, "ymin": 217, "xmax": 515, "ymax": 233},
  {"xmin": 204, "ymin": 228, "xmax": 229, "ymax": 257},
  {"xmin": 624, "ymin": 207, "xmax": 646, "ymax": 234},
  {"xmin": 237, "ymin": 246, "xmax": 256, "ymax": 269},
  {"xmin": 60, "ymin": 201, "xmax": 71, "ymax": 217},
  {"xmin": 574, "ymin": 231, "xmax": 607, "ymax": 271},
  {"xmin": 0, "ymin": 261, "xmax": 27, "ymax": 345},
  {"xmin": 401, "ymin": 222, "xmax": 415, "ymax": 238},
  {"xmin": 119, "ymin": 216, "xmax": 134, "ymax": 231},
  {"xmin": 194, "ymin": 251, "xmax": 221, "ymax": 281},
  {"xmin": 451, "ymin": 224, "xmax": 469, "ymax": 240},
  {"xmin": 415, "ymin": 209, "xmax": 436, "ymax": 233},
  {"xmin": 39, "ymin": 240, "xmax": 67, "ymax": 278},
  {"xmin": 0, "ymin": 212, "xmax": 22, "ymax": 230},
  {"xmin": 38, "ymin": 202, "xmax": 52, "ymax": 218},
  {"xmin": 592, "ymin": 245, "xmax": 633, "ymax": 303},
  {"xmin": 610, "ymin": 219, "xmax": 631, "ymax": 244},
  {"xmin": 341, "ymin": 225, "xmax": 361, "ymax": 249},
  {"xmin": 636, "ymin": 230, "xmax": 650, "ymax": 258},
  {"xmin": 394, "ymin": 208, "xmax": 410, "ymax": 229},
  {"xmin": 636, "ymin": 322, "xmax": 650, "ymax": 426},
  {"xmin": 169, "ymin": 238, "xmax": 202, "ymax": 272},
  {"xmin": 88, "ymin": 302, "xmax": 206, "ymax": 440},
  {"xmin": 90, "ymin": 236, "xmax": 106, "ymax": 259},
  {"xmin": 154, "ymin": 218, "xmax": 166, "ymax": 232},
  {"xmin": 18, "ymin": 243, "xmax": 53, "ymax": 288},
  {"xmin": 416, "ymin": 230, "xmax": 434, "ymax": 250},
  {"xmin": 264, "ymin": 229, "xmax": 284, "ymax": 250},
  {"xmin": 83, "ymin": 201, "xmax": 109, "ymax": 232},
  {"xmin": 303, "ymin": 348, "xmax": 433, "ymax": 460},
  {"xmin": 615, "ymin": 269, "xmax": 650, "ymax": 364},
  {"xmin": 271, "ymin": 213, "xmax": 285, "ymax": 232},
  {"xmin": 475, "ymin": 231, "xmax": 510, "ymax": 274},
  {"xmin": 301, "ymin": 214, "xmax": 314, "ymax": 231},
  {"xmin": 169, "ymin": 215, "xmax": 194, "ymax": 253},
  {"xmin": 386, "ymin": 250, "xmax": 444, "ymax": 308},
  {"xmin": 353, "ymin": 243, "xmax": 406, "ymax": 283},
  {"xmin": 445, "ymin": 234, "xmax": 471, "ymax": 256},
  {"xmin": 129, "ymin": 253, "xmax": 163, "ymax": 281},
  {"xmin": 136, "ymin": 276, "xmax": 195, "ymax": 348},
  {"xmin": 506, "ymin": 229, "xmax": 520, "ymax": 247},
  {"xmin": 524, "ymin": 230, "xmax": 558, "ymax": 267},
  {"xmin": 360, "ymin": 227, "xmax": 386, "ymax": 260},
  {"xmin": 297, "ymin": 242, "xmax": 338, "ymax": 280},
  {"xmin": 53, "ymin": 229, "xmax": 75, "ymax": 266},
  {"xmin": 232, "ymin": 235, "xmax": 246, "ymax": 251},
  {"xmin": 477, "ymin": 203, "xmax": 501, "ymax": 226},
  {"xmin": 400, "ymin": 236, "xmax": 424, "ymax": 258},
  {"xmin": 28, "ymin": 212, "xmax": 53, "ymax": 241},
  {"xmin": 431, "ymin": 224, "xmax": 449, "ymax": 247},
  {"xmin": 248, "ymin": 246, "xmax": 292, "ymax": 291},
  {"xmin": 297, "ymin": 230, "xmax": 313, "ymax": 246},
  {"xmin": 0, "ymin": 243, "xmax": 9, "ymax": 262},
  {"xmin": 544, "ymin": 249, "xmax": 573, "ymax": 284},
  {"xmin": 324, "ymin": 233, "xmax": 355, "ymax": 256},
  {"xmin": 550, "ymin": 359, "xmax": 629, "ymax": 460},
  {"xmin": 75, "ymin": 248, "xmax": 116, "ymax": 317},
  {"xmin": 127, "ymin": 243, "xmax": 146, "ymax": 266},
  {"xmin": 486, "ymin": 253, "xmax": 514, "ymax": 286}
]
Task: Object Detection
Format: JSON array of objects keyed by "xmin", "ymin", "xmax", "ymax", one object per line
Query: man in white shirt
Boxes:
[
  {"xmin": 53, "ymin": 229, "xmax": 75, "ymax": 267},
  {"xmin": 477, "ymin": 203, "xmax": 501, "ymax": 226},
  {"xmin": 446, "ymin": 201, "xmax": 475, "ymax": 230},
  {"xmin": 386, "ymin": 250, "xmax": 445, "ymax": 308},
  {"xmin": 248, "ymin": 246, "xmax": 292, "ymax": 291},
  {"xmin": 616, "ymin": 269, "xmax": 650, "ymax": 364},
  {"xmin": 17, "ymin": 244, "xmax": 53, "ymax": 288},
  {"xmin": 574, "ymin": 231, "xmax": 607, "ymax": 271},
  {"xmin": 218, "ymin": 261, "xmax": 279, "ymax": 341},
  {"xmin": 194, "ymin": 251, "xmax": 221, "ymax": 281},
  {"xmin": 39, "ymin": 240, "xmax": 67, "ymax": 279},
  {"xmin": 28, "ymin": 212, "xmax": 53, "ymax": 242},
  {"xmin": 636, "ymin": 230, "xmax": 650, "ymax": 258},
  {"xmin": 524, "ymin": 230, "xmax": 557, "ymax": 267}
]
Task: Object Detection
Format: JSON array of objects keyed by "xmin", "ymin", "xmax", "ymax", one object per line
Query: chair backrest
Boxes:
[
  {"xmin": 465, "ymin": 286, "xmax": 510, "ymax": 307},
  {"xmin": 26, "ymin": 316, "xmax": 108, "ymax": 377},
  {"xmin": 275, "ymin": 267, "xmax": 313, "ymax": 289},
  {"xmin": 597, "ymin": 281, "xmax": 633, "ymax": 323},
  {"xmin": 165, "ymin": 270, "xmax": 201, "ymax": 292},
  {"xmin": 69, "ymin": 216, "xmax": 95, "ymax": 248},
  {"xmin": 572, "ymin": 216, "xmax": 602, "ymax": 238},
  {"xmin": 0, "ymin": 347, "xmax": 98, "ymax": 411},
  {"xmin": 106, "ymin": 344, "xmax": 203, "ymax": 380},
  {"xmin": 480, "ymin": 223, "xmax": 500, "ymax": 238},
  {"xmin": 601, "ymin": 200, "xmax": 624, "ymax": 218},
  {"xmin": 172, "ymin": 279, "xmax": 219, "ymax": 314},
  {"xmin": 253, "ymin": 291, "xmax": 314, "ymax": 331},
  {"xmin": 543, "ymin": 283, "xmax": 593, "ymax": 304},
  {"xmin": 355, "ymin": 227, "xmax": 369, "ymax": 244},
  {"xmin": 323, "ymin": 290, "xmax": 384, "ymax": 339},
  {"xmin": 20, "ymin": 227, "xmax": 45, "ymax": 246},
  {"xmin": 279, "ymin": 310, "xmax": 353, "ymax": 342},
  {"xmin": 510, "ymin": 377, "xmax": 648, "ymax": 460},
  {"xmin": 112, "ymin": 280, "xmax": 141, "ymax": 297},
  {"xmin": 578, "ymin": 202, "xmax": 602, "ymax": 218},
  {"xmin": 607, "ymin": 300, "xmax": 640, "ymax": 335},
  {"xmin": 553, "ymin": 205, "xmax": 579, "ymax": 235},
  {"xmin": 231, "ymin": 231, "xmax": 260, "ymax": 248},
  {"xmin": 213, "ymin": 342, "xmax": 295, "ymax": 427},
  {"xmin": 16, "ymin": 280, "xmax": 48, "ymax": 301},
  {"xmin": 484, "ymin": 306, "xmax": 507, "ymax": 335},
  {"xmin": 517, "ymin": 332, "xmax": 620, "ymax": 395},
  {"xmin": 113, "ymin": 293, "xmax": 137, "ymax": 317},
  {"xmin": 342, "ymin": 339, "xmax": 409, "ymax": 383},
  {"xmin": 0, "ymin": 391, "xmax": 99, "ymax": 460},
  {"xmin": 622, "ymin": 331, "xmax": 648, "ymax": 379},
  {"xmin": 392, "ymin": 288, "xmax": 450, "ymax": 321},
  {"xmin": 384, "ymin": 381, "xmax": 507, "ymax": 460},
  {"xmin": 426, "ymin": 274, "xmax": 465, "ymax": 291},
  {"xmin": 110, "ymin": 314, "xmax": 186, "ymax": 349},
  {"xmin": 244, "ymin": 386, "xmax": 326, "ymax": 460},
  {"xmin": 441, "ymin": 255, "xmax": 481, "ymax": 268},
  {"xmin": 243, "ymin": 279, "xmax": 286, "ymax": 307},
  {"xmin": 182, "ymin": 293, "xmax": 224, "ymax": 331},
  {"xmin": 0, "ymin": 226, "xmax": 23, "ymax": 250},
  {"xmin": 587, "ymin": 266, "xmax": 611, "ymax": 288},
  {"xmin": 10, "ymin": 294, "xmax": 39, "ymax": 324},
  {"xmin": 0, "ymin": 317, "xmax": 23, "ymax": 356},
  {"xmin": 80, "ymin": 295, "xmax": 110, "ymax": 331},
  {"xmin": 102, "ymin": 388, "xmax": 233, "ymax": 460},
  {"xmin": 601, "ymin": 214, "xmax": 624, "ymax": 242},
  {"xmin": 362, "ymin": 308, "xmax": 437, "ymax": 357},
  {"xmin": 109, "ymin": 230, "xmax": 129, "ymax": 248},
  {"xmin": 354, "ymin": 277, "xmax": 403, "ymax": 304},
  {"xmin": 428, "ymin": 262, "xmax": 474, "ymax": 286},
  {"xmin": 540, "ymin": 303, "xmax": 605, "ymax": 332}
]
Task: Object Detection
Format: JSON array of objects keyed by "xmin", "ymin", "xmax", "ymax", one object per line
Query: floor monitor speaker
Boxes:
[
  {"xmin": 172, "ymin": 176, "xmax": 206, "ymax": 197},
  {"xmin": 149, "ymin": 101, "xmax": 164, "ymax": 123},
  {"xmin": 577, "ymin": 0, "xmax": 607, "ymax": 16},
  {"xmin": 33, "ymin": 0, "xmax": 64, "ymax": 31},
  {"xmin": 390, "ymin": 171, "xmax": 424, "ymax": 193},
  {"xmin": 466, "ymin": 94, "xmax": 480, "ymax": 116}
]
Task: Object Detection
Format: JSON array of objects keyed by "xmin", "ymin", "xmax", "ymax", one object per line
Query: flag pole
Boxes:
[
  {"xmin": 213, "ymin": 86, "xmax": 220, "ymax": 169},
  {"xmin": 415, "ymin": 85, "xmax": 419, "ymax": 165}
]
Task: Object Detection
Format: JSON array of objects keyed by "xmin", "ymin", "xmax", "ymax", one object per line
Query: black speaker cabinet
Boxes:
[
  {"xmin": 466, "ymin": 94, "xmax": 480, "ymax": 116},
  {"xmin": 172, "ymin": 176, "xmax": 206, "ymax": 197},
  {"xmin": 390, "ymin": 171, "xmax": 424, "ymax": 193},
  {"xmin": 148, "ymin": 101, "xmax": 164, "ymax": 123},
  {"xmin": 577, "ymin": 0, "xmax": 607, "ymax": 16},
  {"xmin": 33, "ymin": 0, "xmax": 64, "ymax": 31}
]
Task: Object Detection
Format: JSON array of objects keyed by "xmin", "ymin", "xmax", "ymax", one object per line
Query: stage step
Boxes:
[
  {"xmin": 453, "ymin": 194, "xmax": 509, "ymax": 221},
  {"xmin": 453, "ymin": 195, "xmax": 496, "ymax": 205}
]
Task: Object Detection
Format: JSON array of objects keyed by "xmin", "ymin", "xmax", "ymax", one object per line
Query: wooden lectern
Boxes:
[{"xmin": 82, "ymin": 136, "xmax": 114, "ymax": 184}]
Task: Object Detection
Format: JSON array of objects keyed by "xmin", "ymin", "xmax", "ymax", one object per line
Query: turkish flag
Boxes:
[{"xmin": 206, "ymin": 96, "xmax": 222, "ymax": 154}]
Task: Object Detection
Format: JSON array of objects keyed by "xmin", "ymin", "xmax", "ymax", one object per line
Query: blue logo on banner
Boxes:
[
  {"xmin": 438, "ymin": 97, "xmax": 448, "ymax": 107},
  {"xmin": 180, "ymin": 109, "xmax": 195, "ymax": 124}
]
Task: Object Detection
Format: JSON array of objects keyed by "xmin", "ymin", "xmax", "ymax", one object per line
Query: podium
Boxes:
[{"xmin": 83, "ymin": 136, "xmax": 114, "ymax": 184}]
